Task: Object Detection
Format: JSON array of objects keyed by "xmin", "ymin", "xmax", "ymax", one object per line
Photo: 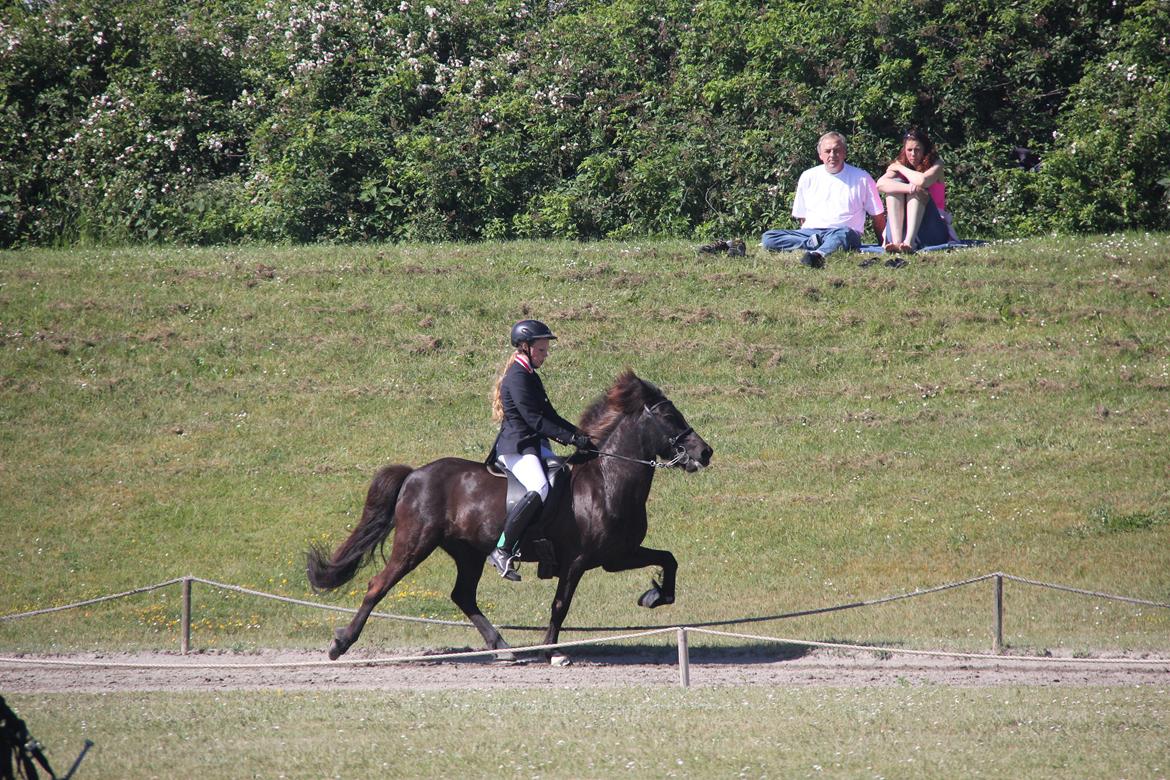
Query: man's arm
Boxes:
[
  {"xmin": 791, "ymin": 169, "xmax": 811, "ymax": 225},
  {"xmin": 862, "ymin": 171, "xmax": 886, "ymax": 241}
]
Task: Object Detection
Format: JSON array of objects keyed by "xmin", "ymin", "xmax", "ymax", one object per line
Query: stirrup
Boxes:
[{"xmin": 488, "ymin": 548, "xmax": 521, "ymax": 581}]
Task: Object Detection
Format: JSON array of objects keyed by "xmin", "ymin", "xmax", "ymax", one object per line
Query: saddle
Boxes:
[{"xmin": 485, "ymin": 454, "xmax": 567, "ymax": 579}]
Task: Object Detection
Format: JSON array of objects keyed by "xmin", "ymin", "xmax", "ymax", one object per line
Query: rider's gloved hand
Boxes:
[{"xmin": 571, "ymin": 432, "xmax": 593, "ymax": 450}]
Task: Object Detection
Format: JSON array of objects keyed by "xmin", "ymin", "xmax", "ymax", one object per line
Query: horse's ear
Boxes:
[
  {"xmin": 611, "ymin": 369, "xmax": 644, "ymax": 413},
  {"xmin": 624, "ymin": 371, "xmax": 668, "ymax": 410},
  {"xmin": 640, "ymin": 377, "xmax": 664, "ymax": 405}
]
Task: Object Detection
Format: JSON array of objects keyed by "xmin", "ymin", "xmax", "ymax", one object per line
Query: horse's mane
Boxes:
[{"xmin": 578, "ymin": 370, "xmax": 664, "ymax": 442}]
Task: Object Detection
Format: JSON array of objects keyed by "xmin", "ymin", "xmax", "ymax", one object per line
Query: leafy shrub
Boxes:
[
  {"xmin": 1030, "ymin": 0, "xmax": 1170, "ymax": 232},
  {"xmin": 0, "ymin": 0, "xmax": 1165, "ymax": 245}
]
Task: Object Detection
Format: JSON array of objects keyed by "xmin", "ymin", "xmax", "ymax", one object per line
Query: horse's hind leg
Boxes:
[
  {"xmin": 603, "ymin": 546, "xmax": 678, "ymax": 608},
  {"xmin": 447, "ymin": 544, "xmax": 514, "ymax": 661},
  {"xmin": 330, "ymin": 561, "xmax": 406, "ymax": 660},
  {"xmin": 330, "ymin": 532, "xmax": 438, "ymax": 660}
]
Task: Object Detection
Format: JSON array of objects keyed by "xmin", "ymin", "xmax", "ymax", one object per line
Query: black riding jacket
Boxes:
[{"xmin": 492, "ymin": 356, "xmax": 579, "ymax": 457}]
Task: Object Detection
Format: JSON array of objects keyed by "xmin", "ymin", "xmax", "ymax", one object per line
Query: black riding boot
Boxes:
[{"xmin": 487, "ymin": 491, "xmax": 543, "ymax": 581}]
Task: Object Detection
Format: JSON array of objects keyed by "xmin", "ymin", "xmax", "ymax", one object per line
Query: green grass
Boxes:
[
  {"xmin": 7, "ymin": 687, "xmax": 1169, "ymax": 779},
  {"xmin": 1, "ymin": 236, "xmax": 1169, "ymax": 654}
]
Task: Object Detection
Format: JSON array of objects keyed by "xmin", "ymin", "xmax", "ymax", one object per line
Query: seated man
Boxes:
[{"xmin": 761, "ymin": 132, "xmax": 886, "ymax": 268}]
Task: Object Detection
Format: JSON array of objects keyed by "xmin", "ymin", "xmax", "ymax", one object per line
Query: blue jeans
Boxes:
[{"xmin": 760, "ymin": 227, "xmax": 861, "ymax": 257}]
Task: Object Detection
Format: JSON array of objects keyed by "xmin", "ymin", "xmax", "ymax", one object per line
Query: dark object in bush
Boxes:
[{"xmin": 1014, "ymin": 147, "xmax": 1043, "ymax": 172}]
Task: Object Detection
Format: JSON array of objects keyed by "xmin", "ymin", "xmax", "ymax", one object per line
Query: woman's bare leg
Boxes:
[
  {"xmin": 903, "ymin": 190, "xmax": 930, "ymax": 251},
  {"xmin": 885, "ymin": 194, "xmax": 905, "ymax": 250}
]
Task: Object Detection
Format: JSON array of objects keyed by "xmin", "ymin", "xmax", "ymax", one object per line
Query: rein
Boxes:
[
  {"xmin": 580, "ymin": 400, "xmax": 692, "ymax": 469},
  {"xmin": 585, "ymin": 449, "xmax": 686, "ymax": 469}
]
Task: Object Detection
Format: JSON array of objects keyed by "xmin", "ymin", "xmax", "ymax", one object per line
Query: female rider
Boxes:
[{"xmin": 486, "ymin": 319, "xmax": 592, "ymax": 581}]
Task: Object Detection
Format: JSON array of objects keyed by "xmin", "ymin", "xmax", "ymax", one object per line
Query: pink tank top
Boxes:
[{"xmin": 928, "ymin": 181, "xmax": 946, "ymax": 211}]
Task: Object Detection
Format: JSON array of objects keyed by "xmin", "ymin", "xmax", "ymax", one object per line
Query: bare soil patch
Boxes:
[{"xmin": 3, "ymin": 646, "xmax": 1167, "ymax": 693}]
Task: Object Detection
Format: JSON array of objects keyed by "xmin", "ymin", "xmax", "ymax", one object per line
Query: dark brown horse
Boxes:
[{"xmin": 306, "ymin": 370, "xmax": 712, "ymax": 662}]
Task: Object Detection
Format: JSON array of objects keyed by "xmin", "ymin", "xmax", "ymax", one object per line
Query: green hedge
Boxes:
[{"xmin": 2, "ymin": 0, "xmax": 1167, "ymax": 246}]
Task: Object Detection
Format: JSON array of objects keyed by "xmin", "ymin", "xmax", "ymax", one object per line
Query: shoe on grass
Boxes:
[{"xmin": 800, "ymin": 251, "xmax": 825, "ymax": 269}]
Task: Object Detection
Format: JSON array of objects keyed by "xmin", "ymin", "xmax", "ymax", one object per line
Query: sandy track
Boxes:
[{"xmin": 4, "ymin": 646, "xmax": 1168, "ymax": 692}]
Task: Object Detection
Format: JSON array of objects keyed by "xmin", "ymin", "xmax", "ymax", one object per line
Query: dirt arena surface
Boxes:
[{"xmin": 3, "ymin": 645, "xmax": 1168, "ymax": 692}]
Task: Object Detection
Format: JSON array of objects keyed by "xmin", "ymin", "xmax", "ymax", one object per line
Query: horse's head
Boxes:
[
  {"xmin": 581, "ymin": 371, "xmax": 713, "ymax": 472},
  {"xmin": 640, "ymin": 394, "xmax": 713, "ymax": 472}
]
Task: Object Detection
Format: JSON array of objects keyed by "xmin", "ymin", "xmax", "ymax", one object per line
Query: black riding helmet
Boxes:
[{"xmin": 510, "ymin": 319, "xmax": 557, "ymax": 347}]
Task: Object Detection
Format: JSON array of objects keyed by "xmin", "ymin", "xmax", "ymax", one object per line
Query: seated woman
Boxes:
[{"xmin": 876, "ymin": 128, "xmax": 954, "ymax": 252}]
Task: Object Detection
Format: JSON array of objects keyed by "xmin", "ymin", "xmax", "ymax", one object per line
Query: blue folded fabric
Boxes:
[{"xmin": 860, "ymin": 240, "xmax": 987, "ymax": 253}]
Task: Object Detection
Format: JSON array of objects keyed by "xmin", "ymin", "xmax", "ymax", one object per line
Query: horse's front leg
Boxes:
[
  {"xmin": 603, "ymin": 546, "xmax": 677, "ymax": 609},
  {"xmin": 542, "ymin": 559, "xmax": 588, "ymax": 665}
]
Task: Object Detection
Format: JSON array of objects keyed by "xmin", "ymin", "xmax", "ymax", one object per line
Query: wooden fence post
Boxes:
[
  {"xmin": 677, "ymin": 627, "xmax": 691, "ymax": 688},
  {"xmin": 993, "ymin": 573, "xmax": 1004, "ymax": 654},
  {"xmin": 181, "ymin": 576, "xmax": 192, "ymax": 655}
]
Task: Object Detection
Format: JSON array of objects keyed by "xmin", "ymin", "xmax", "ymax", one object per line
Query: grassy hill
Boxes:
[{"xmin": 2, "ymin": 235, "xmax": 1167, "ymax": 654}]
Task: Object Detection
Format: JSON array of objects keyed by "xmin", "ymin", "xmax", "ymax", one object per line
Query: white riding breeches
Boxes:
[{"xmin": 499, "ymin": 449, "xmax": 551, "ymax": 500}]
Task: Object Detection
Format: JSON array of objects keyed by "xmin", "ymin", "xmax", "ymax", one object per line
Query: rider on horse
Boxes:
[{"xmin": 486, "ymin": 320, "xmax": 593, "ymax": 581}]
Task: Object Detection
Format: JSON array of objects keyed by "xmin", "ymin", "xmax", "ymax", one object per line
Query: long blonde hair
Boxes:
[{"xmin": 491, "ymin": 351, "xmax": 520, "ymax": 423}]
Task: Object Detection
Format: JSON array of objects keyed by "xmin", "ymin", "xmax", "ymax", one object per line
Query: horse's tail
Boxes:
[{"xmin": 306, "ymin": 464, "xmax": 413, "ymax": 592}]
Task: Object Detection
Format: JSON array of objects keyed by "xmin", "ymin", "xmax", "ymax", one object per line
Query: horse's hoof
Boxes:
[
  {"xmin": 550, "ymin": 652, "xmax": 572, "ymax": 667},
  {"xmin": 492, "ymin": 649, "xmax": 518, "ymax": 663},
  {"xmin": 328, "ymin": 629, "xmax": 349, "ymax": 660},
  {"xmin": 638, "ymin": 580, "xmax": 674, "ymax": 609}
]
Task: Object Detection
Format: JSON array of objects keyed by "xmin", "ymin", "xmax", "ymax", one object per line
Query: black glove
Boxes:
[
  {"xmin": 567, "ymin": 448, "xmax": 600, "ymax": 465},
  {"xmin": 571, "ymin": 432, "xmax": 593, "ymax": 450}
]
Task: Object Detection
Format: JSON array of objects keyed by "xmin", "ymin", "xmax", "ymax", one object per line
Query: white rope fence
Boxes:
[
  {"xmin": 0, "ymin": 576, "xmax": 470, "ymax": 628},
  {"xmin": 0, "ymin": 628, "xmax": 677, "ymax": 669},
  {"xmin": 3, "ymin": 572, "xmax": 1168, "ymax": 687},
  {"xmin": 2, "ymin": 626, "xmax": 1167, "ymax": 690},
  {"xmin": 519, "ymin": 572, "xmax": 1004, "ymax": 633},
  {"xmin": 0, "ymin": 578, "xmax": 188, "ymax": 621}
]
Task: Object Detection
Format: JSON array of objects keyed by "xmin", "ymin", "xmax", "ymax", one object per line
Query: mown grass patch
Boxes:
[{"xmin": 7, "ymin": 686, "xmax": 1169, "ymax": 779}]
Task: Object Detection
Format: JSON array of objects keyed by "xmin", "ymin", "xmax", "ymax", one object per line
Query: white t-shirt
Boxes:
[{"xmin": 792, "ymin": 163, "xmax": 884, "ymax": 233}]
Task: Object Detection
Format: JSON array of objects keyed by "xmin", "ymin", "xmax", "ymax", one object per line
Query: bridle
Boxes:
[
  {"xmin": 645, "ymin": 399, "xmax": 694, "ymax": 452},
  {"xmin": 581, "ymin": 399, "xmax": 694, "ymax": 469}
]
